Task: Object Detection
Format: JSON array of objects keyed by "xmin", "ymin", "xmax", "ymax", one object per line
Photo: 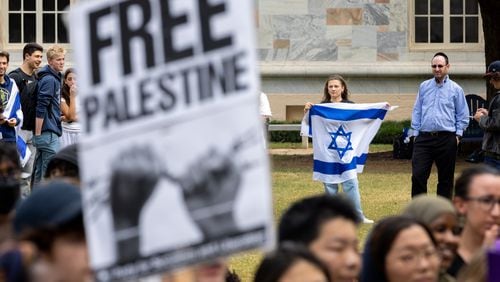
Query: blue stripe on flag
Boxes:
[
  {"xmin": 311, "ymin": 106, "xmax": 387, "ymax": 121},
  {"xmin": 17, "ymin": 136, "xmax": 27, "ymax": 158},
  {"xmin": 313, "ymin": 154, "xmax": 368, "ymax": 175}
]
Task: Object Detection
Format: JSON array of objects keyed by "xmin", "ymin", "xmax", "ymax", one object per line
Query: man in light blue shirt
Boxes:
[{"xmin": 411, "ymin": 52, "xmax": 470, "ymax": 199}]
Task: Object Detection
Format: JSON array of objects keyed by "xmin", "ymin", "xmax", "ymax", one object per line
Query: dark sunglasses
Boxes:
[{"xmin": 431, "ymin": 64, "xmax": 445, "ymax": 69}]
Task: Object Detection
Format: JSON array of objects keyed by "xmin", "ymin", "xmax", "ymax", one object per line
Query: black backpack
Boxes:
[
  {"xmin": 393, "ymin": 128, "xmax": 414, "ymax": 159},
  {"xmin": 9, "ymin": 69, "xmax": 46, "ymax": 131}
]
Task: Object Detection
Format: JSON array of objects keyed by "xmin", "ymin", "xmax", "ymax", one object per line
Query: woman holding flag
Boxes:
[{"xmin": 304, "ymin": 74, "xmax": 374, "ymax": 224}]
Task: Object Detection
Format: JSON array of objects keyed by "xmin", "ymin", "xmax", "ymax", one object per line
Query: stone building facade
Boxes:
[
  {"xmin": 257, "ymin": 0, "xmax": 486, "ymax": 121},
  {"xmin": 0, "ymin": 0, "xmax": 487, "ymax": 121}
]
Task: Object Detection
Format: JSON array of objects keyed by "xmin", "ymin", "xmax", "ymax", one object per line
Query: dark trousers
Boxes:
[{"xmin": 411, "ymin": 132, "xmax": 457, "ymax": 199}]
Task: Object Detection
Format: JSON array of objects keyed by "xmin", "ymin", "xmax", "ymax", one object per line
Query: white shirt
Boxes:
[{"xmin": 259, "ymin": 92, "xmax": 272, "ymax": 118}]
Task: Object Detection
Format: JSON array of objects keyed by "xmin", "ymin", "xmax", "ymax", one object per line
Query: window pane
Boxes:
[
  {"xmin": 43, "ymin": 0, "xmax": 55, "ymax": 11},
  {"xmin": 415, "ymin": 0, "xmax": 428, "ymax": 15},
  {"xmin": 450, "ymin": 17, "xmax": 463, "ymax": 42},
  {"xmin": 57, "ymin": 0, "xmax": 70, "ymax": 11},
  {"xmin": 43, "ymin": 14, "xmax": 56, "ymax": 43},
  {"xmin": 450, "ymin": 0, "xmax": 463, "ymax": 14},
  {"xmin": 9, "ymin": 0, "xmax": 21, "ymax": 11},
  {"xmin": 465, "ymin": 17, "xmax": 478, "ymax": 42},
  {"xmin": 465, "ymin": 0, "xmax": 478, "ymax": 14},
  {"xmin": 24, "ymin": 13, "xmax": 36, "ymax": 42},
  {"xmin": 415, "ymin": 17, "xmax": 428, "ymax": 43},
  {"xmin": 24, "ymin": 0, "xmax": 36, "ymax": 11},
  {"xmin": 9, "ymin": 14, "xmax": 22, "ymax": 43},
  {"xmin": 430, "ymin": 17, "xmax": 443, "ymax": 42},
  {"xmin": 57, "ymin": 14, "xmax": 69, "ymax": 43},
  {"xmin": 430, "ymin": 0, "xmax": 443, "ymax": 14}
]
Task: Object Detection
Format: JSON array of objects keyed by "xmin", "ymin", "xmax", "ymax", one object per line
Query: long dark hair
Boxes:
[
  {"xmin": 361, "ymin": 216, "xmax": 437, "ymax": 282},
  {"xmin": 61, "ymin": 68, "xmax": 75, "ymax": 107},
  {"xmin": 321, "ymin": 74, "xmax": 350, "ymax": 103},
  {"xmin": 254, "ymin": 242, "xmax": 331, "ymax": 282}
]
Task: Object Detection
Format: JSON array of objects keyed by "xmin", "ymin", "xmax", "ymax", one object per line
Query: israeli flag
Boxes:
[
  {"xmin": 301, "ymin": 103, "xmax": 390, "ymax": 184},
  {"xmin": 16, "ymin": 135, "xmax": 31, "ymax": 167},
  {"xmin": 2, "ymin": 78, "xmax": 30, "ymax": 166}
]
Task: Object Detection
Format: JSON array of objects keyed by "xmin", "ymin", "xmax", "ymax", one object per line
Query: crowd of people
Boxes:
[
  {"xmin": 1, "ymin": 43, "xmax": 500, "ymax": 282},
  {"xmin": 1, "ymin": 43, "xmax": 80, "ymax": 194}
]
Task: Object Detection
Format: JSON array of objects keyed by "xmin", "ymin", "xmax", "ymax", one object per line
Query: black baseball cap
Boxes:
[
  {"xmin": 13, "ymin": 181, "xmax": 82, "ymax": 236},
  {"xmin": 484, "ymin": 60, "xmax": 500, "ymax": 78},
  {"xmin": 44, "ymin": 144, "xmax": 79, "ymax": 178}
]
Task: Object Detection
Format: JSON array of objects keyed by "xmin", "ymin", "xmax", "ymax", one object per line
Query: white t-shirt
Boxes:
[
  {"xmin": 61, "ymin": 95, "xmax": 81, "ymax": 132},
  {"xmin": 259, "ymin": 92, "xmax": 272, "ymax": 118}
]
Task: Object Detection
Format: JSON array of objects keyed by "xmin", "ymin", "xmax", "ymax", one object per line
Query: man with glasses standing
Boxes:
[
  {"xmin": 411, "ymin": 52, "xmax": 470, "ymax": 199},
  {"xmin": 474, "ymin": 60, "xmax": 500, "ymax": 169},
  {"xmin": 447, "ymin": 165, "xmax": 500, "ymax": 277}
]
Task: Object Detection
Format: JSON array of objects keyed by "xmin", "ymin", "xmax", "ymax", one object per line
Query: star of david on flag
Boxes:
[
  {"xmin": 328, "ymin": 125, "xmax": 353, "ymax": 159},
  {"xmin": 301, "ymin": 102, "xmax": 391, "ymax": 184}
]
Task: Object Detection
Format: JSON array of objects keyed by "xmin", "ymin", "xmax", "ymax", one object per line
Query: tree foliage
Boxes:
[{"xmin": 478, "ymin": 0, "xmax": 500, "ymax": 101}]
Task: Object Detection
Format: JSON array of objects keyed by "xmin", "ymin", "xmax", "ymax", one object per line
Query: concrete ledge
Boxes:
[
  {"xmin": 268, "ymin": 124, "xmax": 301, "ymax": 131},
  {"xmin": 260, "ymin": 62, "xmax": 486, "ymax": 77}
]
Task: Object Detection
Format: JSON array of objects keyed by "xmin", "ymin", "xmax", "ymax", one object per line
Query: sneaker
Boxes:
[{"xmin": 363, "ymin": 218, "xmax": 374, "ymax": 224}]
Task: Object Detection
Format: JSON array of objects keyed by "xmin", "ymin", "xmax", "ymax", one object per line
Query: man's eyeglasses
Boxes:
[
  {"xmin": 465, "ymin": 196, "xmax": 500, "ymax": 211},
  {"xmin": 490, "ymin": 76, "xmax": 500, "ymax": 82},
  {"xmin": 431, "ymin": 64, "xmax": 445, "ymax": 69}
]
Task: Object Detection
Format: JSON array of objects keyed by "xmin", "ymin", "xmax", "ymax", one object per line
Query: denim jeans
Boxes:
[
  {"xmin": 32, "ymin": 131, "xmax": 60, "ymax": 187},
  {"xmin": 324, "ymin": 177, "xmax": 365, "ymax": 220}
]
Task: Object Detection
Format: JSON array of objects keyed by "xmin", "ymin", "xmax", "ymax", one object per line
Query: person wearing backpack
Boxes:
[
  {"xmin": 32, "ymin": 45, "xmax": 65, "ymax": 187},
  {"xmin": 9, "ymin": 42, "xmax": 43, "ymax": 194}
]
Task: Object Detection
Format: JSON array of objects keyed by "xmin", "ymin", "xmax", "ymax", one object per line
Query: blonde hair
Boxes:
[{"xmin": 46, "ymin": 45, "xmax": 66, "ymax": 61}]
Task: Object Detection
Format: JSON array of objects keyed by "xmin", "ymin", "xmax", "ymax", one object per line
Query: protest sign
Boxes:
[{"xmin": 69, "ymin": 0, "xmax": 273, "ymax": 280}]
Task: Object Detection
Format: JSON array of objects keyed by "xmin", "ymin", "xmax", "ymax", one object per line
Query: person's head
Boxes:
[
  {"xmin": 13, "ymin": 181, "xmax": 90, "ymax": 281},
  {"xmin": 364, "ymin": 216, "xmax": 440, "ymax": 282},
  {"xmin": 255, "ymin": 242, "xmax": 331, "ymax": 282},
  {"xmin": 0, "ymin": 142, "xmax": 21, "ymax": 216},
  {"xmin": 193, "ymin": 259, "xmax": 228, "ymax": 282},
  {"xmin": 44, "ymin": 144, "xmax": 80, "ymax": 186},
  {"xmin": 484, "ymin": 60, "xmax": 500, "ymax": 90},
  {"xmin": 453, "ymin": 165, "xmax": 500, "ymax": 239},
  {"xmin": 402, "ymin": 195, "xmax": 460, "ymax": 270},
  {"xmin": 46, "ymin": 45, "xmax": 65, "ymax": 72},
  {"xmin": 279, "ymin": 195, "xmax": 360, "ymax": 281},
  {"xmin": 62, "ymin": 68, "xmax": 76, "ymax": 106},
  {"xmin": 64, "ymin": 68, "xmax": 76, "ymax": 88},
  {"xmin": 22, "ymin": 43, "xmax": 43, "ymax": 72},
  {"xmin": 321, "ymin": 75, "xmax": 349, "ymax": 103},
  {"xmin": 431, "ymin": 52, "xmax": 450, "ymax": 82},
  {"xmin": 0, "ymin": 51, "xmax": 10, "ymax": 81}
]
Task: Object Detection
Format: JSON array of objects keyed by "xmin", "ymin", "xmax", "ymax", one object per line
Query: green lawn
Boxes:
[{"xmin": 229, "ymin": 144, "xmax": 475, "ymax": 281}]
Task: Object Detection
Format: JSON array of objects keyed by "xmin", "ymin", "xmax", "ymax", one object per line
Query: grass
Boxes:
[{"xmin": 228, "ymin": 143, "xmax": 476, "ymax": 281}]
